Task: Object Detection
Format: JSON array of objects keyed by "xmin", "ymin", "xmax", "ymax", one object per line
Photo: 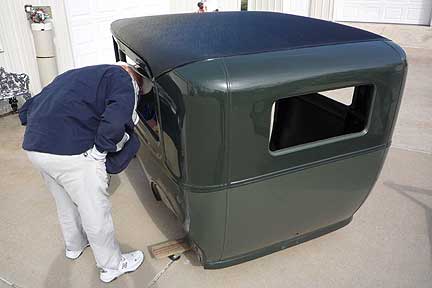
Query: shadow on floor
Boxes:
[
  {"xmin": 107, "ymin": 174, "xmax": 121, "ymax": 196},
  {"xmin": 44, "ymin": 243, "xmax": 159, "ymax": 288},
  {"xmin": 124, "ymin": 159, "xmax": 200, "ymax": 267},
  {"xmin": 43, "ymin": 172, "xmax": 161, "ymax": 288},
  {"xmin": 384, "ymin": 181, "xmax": 432, "ymax": 268}
]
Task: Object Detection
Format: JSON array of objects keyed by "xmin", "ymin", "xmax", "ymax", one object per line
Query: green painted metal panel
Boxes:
[
  {"xmin": 187, "ymin": 189, "xmax": 227, "ymax": 262},
  {"xmin": 158, "ymin": 59, "xmax": 230, "ymax": 189},
  {"xmin": 224, "ymin": 41, "xmax": 406, "ymax": 183},
  {"xmin": 119, "ymin": 36, "xmax": 406, "ymax": 268},
  {"xmin": 222, "ymin": 148, "xmax": 387, "ymax": 259}
]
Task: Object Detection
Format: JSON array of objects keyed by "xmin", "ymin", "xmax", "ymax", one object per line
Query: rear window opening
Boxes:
[{"xmin": 269, "ymin": 85, "xmax": 374, "ymax": 152}]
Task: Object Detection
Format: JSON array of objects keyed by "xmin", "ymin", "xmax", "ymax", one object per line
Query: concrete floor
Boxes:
[
  {"xmin": 392, "ymin": 47, "xmax": 432, "ymax": 154},
  {"xmin": 344, "ymin": 22, "xmax": 432, "ymax": 154},
  {"xmin": 1, "ymin": 24, "xmax": 432, "ymax": 288},
  {"xmin": 1, "ymin": 115, "xmax": 431, "ymax": 288}
]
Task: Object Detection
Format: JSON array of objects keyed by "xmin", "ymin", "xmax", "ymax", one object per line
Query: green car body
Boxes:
[{"xmin": 112, "ymin": 13, "xmax": 407, "ymax": 269}]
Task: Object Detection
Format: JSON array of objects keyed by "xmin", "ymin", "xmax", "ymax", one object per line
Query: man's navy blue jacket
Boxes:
[{"xmin": 19, "ymin": 64, "xmax": 140, "ymax": 174}]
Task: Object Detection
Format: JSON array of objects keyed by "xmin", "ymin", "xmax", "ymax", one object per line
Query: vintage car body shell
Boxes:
[{"xmin": 111, "ymin": 12, "xmax": 407, "ymax": 268}]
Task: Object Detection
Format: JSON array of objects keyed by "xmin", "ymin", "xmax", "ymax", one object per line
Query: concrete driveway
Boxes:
[{"xmin": 0, "ymin": 24, "xmax": 431, "ymax": 288}]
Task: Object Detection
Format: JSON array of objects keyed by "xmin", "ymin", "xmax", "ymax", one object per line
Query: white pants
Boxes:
[{"xmin": 26, "ymin": 151, "xmax": 122, "ymax": 270}]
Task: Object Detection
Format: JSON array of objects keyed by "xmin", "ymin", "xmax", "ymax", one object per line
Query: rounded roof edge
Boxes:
[{"xmin": 111, "ymin": 11, "xmax": 386, "ymax": 77}]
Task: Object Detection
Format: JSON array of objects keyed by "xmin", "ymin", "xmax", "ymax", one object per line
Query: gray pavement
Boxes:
[
  {"xmin": 344, "ymin": 22, "xmax": 432, "ymax": 154},
  {"xmin": 1, "ymin": 114, "xmax": 431, "ymax": 288},
  {"xmin": 1, "ymin": 23, "xmax": 431, "ymax": 288},
  {"xmin": 392, "ymin": 47, "xmax": 432, "ymax": 154}
]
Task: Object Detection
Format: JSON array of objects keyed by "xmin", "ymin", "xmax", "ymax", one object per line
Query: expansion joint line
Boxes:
[
  {"xmin": 146, "ymin": 255, "xmax": 181, "ymax": 288},
  {"xmin": 0, "ymin": 275, "xmax": 24, "ymax": 288}
]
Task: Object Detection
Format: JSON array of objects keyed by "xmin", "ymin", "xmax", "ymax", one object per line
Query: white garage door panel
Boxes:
[
  {"xmin": 66, "ymin": 0, "xmax": 239, "ymax": 68},
  {"xmin": 65, "ymin": 0, "xmax": 170, "ymax": 68},
  {"xmin": 407, "ymin": 8, "xmax": 426, "ymax": 21},
  {"xmin": 69, "ymin": 0, "xmax": 91, "ymax": 16},
  {"xmin": 282, "ymin": 0, "xmax": 310, "ymax": 16},
  {"xmin": 70, "ymin": 25, "xmax": 93, "ymax": 46},
  {"xmin": 385, "ymin": 8, "xmax": 403, "ymax": 20},
  {"xmin": 335, "ymin": 0, "xmax": 432, "ymax": 25}
]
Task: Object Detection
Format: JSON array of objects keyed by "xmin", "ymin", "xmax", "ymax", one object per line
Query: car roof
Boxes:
[{"xmin": 111, "ymin": 11, "xmax": 385, "ymax": 78}]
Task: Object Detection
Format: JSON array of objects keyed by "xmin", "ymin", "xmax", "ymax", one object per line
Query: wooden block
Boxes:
[{"xmin": 149, "ymin": 238, "xmax": 192, "ymax": 259}]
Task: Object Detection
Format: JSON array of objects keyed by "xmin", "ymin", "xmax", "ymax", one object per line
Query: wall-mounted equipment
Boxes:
[{"xmin": 25, "ymin": 5, "xmax": 58, "ymax": 87}]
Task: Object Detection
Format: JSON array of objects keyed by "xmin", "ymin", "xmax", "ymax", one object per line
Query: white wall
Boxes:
[
  {"xmin": 0, "ymin": 0, "xmax": 73, "ymax": 95},
  {"xmin": 334, "ymin": 0, "xmax": 432, "ymax": 25},
  {"xmin": 310, "ymin": 0, "xmax": 334, "ymax": 20},
  {"xmin": 218, "ymin": 0, "xmax": 242, "ymax": 11},
  {"xmin": 169, "ymin": 0, "xmax": 196, "ymax": 13},
  {"xmin": 170, "ymin": 0, "xmax": 241, "ymax": 13},
  {"xmin": 0, "ymin": 0, "xmax": 240, "ymax": 108},
  {"xmin": 249, "ymin": 0, "xmax": 432, "ymax": 24},
  {"xmin": 248, "ymin": 0, "xmax": 311, "ymax": 16},
  {"xmin": 248, "ymin": 0, "xmax": 336, "ymax": 19},
  {"xmin": 65, "ymin": 0, "xmax": 241, "ymax": 68},
  {"xmin": 283, "ymin": 0, "xmax": 310, "ymax": 16},
  {"xmin": 64, "ymin": 0, "xmax": 170, "ymax": 68},
  {"xmin": 248, "ymin": 0, "xmax": 283, "ymax": 12}
]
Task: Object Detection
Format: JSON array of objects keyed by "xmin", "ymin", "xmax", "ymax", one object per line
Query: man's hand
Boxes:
[{"xmin": 87, "ymin": 146, "xmax": 107, "ymax": 162}]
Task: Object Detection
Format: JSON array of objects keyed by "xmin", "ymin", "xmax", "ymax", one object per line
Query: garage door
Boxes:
[
  {"xmin": 334, "ymin": 0, "xmax": 432, "ymax": 25},
  {"xmin": 64, "ymin": 0, "xmax": 170, "ymax": 68}
]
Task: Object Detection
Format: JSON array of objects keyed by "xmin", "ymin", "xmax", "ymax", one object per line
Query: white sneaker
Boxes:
[
  {"xmin": 100, "ymin": 250, "xmax": 144, "ymax": 283},
  {"xmin": 65, "ymin": 243, "xmax": 90, "ymax": 260}
]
